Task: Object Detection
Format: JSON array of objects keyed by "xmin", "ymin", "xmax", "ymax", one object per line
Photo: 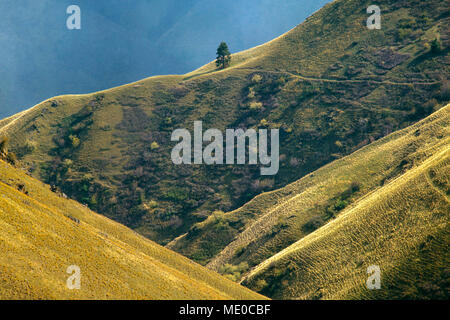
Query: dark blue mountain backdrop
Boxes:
[{"xmin": 0, "ymin": 0, "xmax": 330, "ymax": 119}]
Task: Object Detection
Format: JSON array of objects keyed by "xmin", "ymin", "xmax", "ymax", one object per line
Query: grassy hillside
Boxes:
[
  {"xmin": 179, "ymin": 104, "xmax": 449, "ymax": 299},
  {"xmin": 0, "ymin": 159, "xmax": 266, "ymax": 300},
  {"xmin": 242, "ymin": 109, "xmax": 449, "ymax": 299},
  {"xmin": 244, "ymin": 147, "xmax": 449, "ymax": 299},
  {"xmin": 1, "ymin": 0, "xmax": 448, "ymax": 248}
]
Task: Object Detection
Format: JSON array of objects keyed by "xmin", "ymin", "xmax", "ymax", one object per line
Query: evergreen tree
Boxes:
[{"xmin": 216, "ymin": 42, "xmax": 231, "ymax": 69}]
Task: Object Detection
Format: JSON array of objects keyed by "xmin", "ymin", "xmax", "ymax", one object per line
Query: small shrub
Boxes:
[
  {"xmin": 219, "ymin": 262, "xmax": 249, "ymax": 282},
  {"xmin": 272, "ymin": 217, "xmax": 289, "ymax": 234},
  {"xmin": 235, "ymin": 246, "xmax": 246, "ymax": 257},
  {"xmin": 151, "ymin": 141, "xmax": 160, "ymax": 150},
  {"xmin": 6, "ymin": 152, "xmax": 17, "ymax": 165},
  {"xmin": 211, "ymin": 210, "xmax": 226, "ymax": 223},
  {"xmin": 17, "ymin": 184, "xmax": 28, "ymax": 195},
  {"xmin": 68, "ymin": 135, "xmax": 80, "ymax": 148},
  {"xmin": 334, "ymin": 198, "xmax": 348, "ymax": 211},
  {"xmin": 350, "ymin": 181, "xmax": 361, "ymax": 193},
  {"xmin": 430, "ymin": 38, "xmax": 441, "ymax": 54},
  {"xmin": 148, "ymin": 200, "xmax": 159, "ymax": 208},
  {"xmin": 164, "ymin": 187, "xmax": 188, "ymax": 202},
  {"xmin": 63, "ymin": 159, "xmax": 73, "ymax": 168},
  {"xmin": 163, "ymin": 117, "xmax": 173, "ymax": 126},
  {"xmin": 253, "ymin": 279, "xmax": 268, "ymax": 292},
  {"xmin": 302, "ymin": 216, "xmax": 324, "ymax": 233},
  {"xmin": 259, "ymin": 119, "xmax": 269, "ymax": 127},
  {"xmin": 251, "ymin": 74, "xmax": 262, "ymax": 83},
  {"xmin": 249, "ymin": 101, "xmax": 263, "ymax": 110},
  {"xmin": 325, "ymin": 205, "xmax": 336, "ymax": 219},
  {"xmin": 247, "ymin": 87, "xmax": 256, "ymax": 99}
]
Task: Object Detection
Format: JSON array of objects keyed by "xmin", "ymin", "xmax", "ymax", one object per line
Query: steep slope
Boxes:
[
  {"xmin": 0, "ymin": 159, "xmax": 266, "ymax": 300},
  {"xmin": 242, "ymin": 116, "xmax": 449, "ymax": 300},
  {"xmin": 1, "ymin": 0, "xmax": 448, "ymax": 247},
  {"xmin": 179, "ymin": 104, "xmax": 449, "ymax": 299},
  {"xmin": 244, "ymin": 147, "xmax": 449, "ymax": 299}
]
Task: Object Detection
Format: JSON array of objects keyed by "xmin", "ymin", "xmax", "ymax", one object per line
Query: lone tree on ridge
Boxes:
[{"xmin": 216, "ymin": 42, "xmax": 231, "ymax": 70}]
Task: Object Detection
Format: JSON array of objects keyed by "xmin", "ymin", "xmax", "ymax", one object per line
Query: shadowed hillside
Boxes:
[
  {"xmin": 1, "ymin": 0, "xmax": 448, "ymax": 249},
  {"xmin": 0, "ymin": 159, "xmax": 266, "ymax": 300}
]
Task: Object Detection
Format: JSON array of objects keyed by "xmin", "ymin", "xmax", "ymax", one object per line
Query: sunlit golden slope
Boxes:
[
  {"xmin": 240, "ymin": 105, "xmax": 449, "ymax": 299},
  {"xmin": 0, "ymin": 160, "xmax": 266, "ymax": 300}
]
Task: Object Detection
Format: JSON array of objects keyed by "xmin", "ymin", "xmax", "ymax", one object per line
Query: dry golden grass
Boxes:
[
  {"xmin": 241, "ymin": 105, "xmax": 449, "ymax": 299},
  {"xmin": 0, "ymin": 160, "xmax": 266, "ymax": 300}
]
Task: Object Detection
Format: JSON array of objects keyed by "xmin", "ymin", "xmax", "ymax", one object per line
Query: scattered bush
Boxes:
[
  {"xmin": 148, "ymin": 200, "xmax": 159, "ymax": 208},
  {"xmin": 210, "ymin": 210, "xmax": 231, "ymax": 231},
  {"xmin": 302, "ymin": 216, "xmax": 324, "ymax": 233},
  {"xmin": 68, "ymin": 135, "xmax": 80, "ymax": 148},
  {"xmin": 251, "ymin": 74, "xmax": 262, "ymax": 83},
  {"xmin": 334, "ymin": 198, "xmax": 348, "ymax": 211},
  {"xmin": 259, "ymin": 118, "xmax": 269, "ymax": 127},
  {"xmin": 350, "ymin": 181, "xmax": 361, "ymax": 193},
  {"xmin": 219, "ymin": 262, "xmax": 249, "ymax": 282},
  {"xmin": 163, "ymin": 186, "xmax": 188, "ymax": 202},
  {"xmin": 272, "ymin": 217, "xmax": 289, "ymax": 235},
  {"xmin": 17, "ymin": 183, "xmax": 28, "ymax": 195},
  {"xmin": 63, "ymin": 158, "xmax": 72, "ymax": 166},
  {"xmin": 16, "ymin": 140, "xmax": 36, "ymax": 158},
  {"xmin": 430, "ymin": 38, "xmax": 441, "ymax": 54},
  {"xmin": 249, "ymin": 101, "xmax": 263, "ymax": 110},
  {"xmin": 253, "ymin": 279, "xmax": 268, "ymax": 292},
  {"xmin": 235, "ymin": 246, "xmax": 246, "ymax": 257},
  {"xmin": 289, "ymin": 157, "xmax": 299, "ymax": 167},
  {"xmin": 247, "ymin": 87, "xmax": 256, "ymax": 99},
  {"xmin": 151, "ymin": 141, "xmax": 160, "ymax": 150}
]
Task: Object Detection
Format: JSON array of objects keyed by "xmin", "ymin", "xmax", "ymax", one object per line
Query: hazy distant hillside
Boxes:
[
  {"xmin": 0, "ymin": 158, "xmax": 265, "ymax": 300},
  {"xmin": 0, "ymin": 0, "xmax": 329, "ymax": 119},
  {"xmin": 1, "ymin": 0, "xmax": 448, "ymax": 249}
]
